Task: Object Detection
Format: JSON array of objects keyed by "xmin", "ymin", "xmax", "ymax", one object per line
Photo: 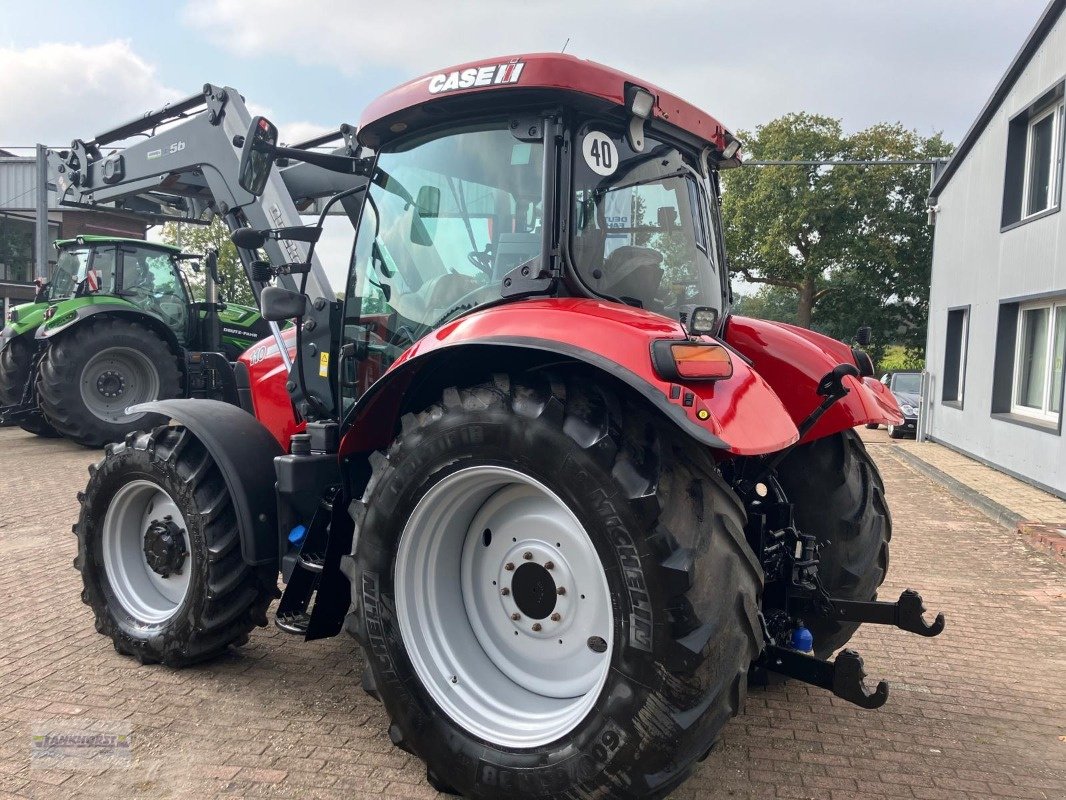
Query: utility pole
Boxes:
[{"xmin": 34, "ymin": 144, "xmax": 49, "ymax": 280}]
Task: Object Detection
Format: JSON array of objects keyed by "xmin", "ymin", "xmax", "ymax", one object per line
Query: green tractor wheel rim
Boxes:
[{"xmin": 79, "ymin": 347, "xmax": 160, "ymax": 423}]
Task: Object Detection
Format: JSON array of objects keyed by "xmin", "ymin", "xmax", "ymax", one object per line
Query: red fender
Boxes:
[
  {"xmin": 723, "ymin": 315, "xmax": 903, "ymax": 443},
  {"xmin": 339, "ymin": 298, "xmax": 799, "ymax": 458}
]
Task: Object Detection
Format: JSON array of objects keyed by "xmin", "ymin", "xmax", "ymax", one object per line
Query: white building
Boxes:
[{"xmin": 925, "ymin": 0, "xmax": 1066, "ymax": 497}]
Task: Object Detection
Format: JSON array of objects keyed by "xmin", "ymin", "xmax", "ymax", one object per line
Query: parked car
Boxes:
[{"xmin": 872, "ymin": 372, "xmax": 922, "ymax": 438}]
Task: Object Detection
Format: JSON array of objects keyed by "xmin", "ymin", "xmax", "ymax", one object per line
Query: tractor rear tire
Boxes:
[
  {"xmin": 37, "ymin": 317, "xmax": 181, "ymax": 447},
  {"xmin": 74, "ymin": 425, "xmax": 277, "ymax": 666},
  {"xmin": 0, "ymin": 336, "xmax": 59, "ymax": 437},
  {"xmin": 775, "ymin": 430, "xmax": 891, "ymax": 658},
  {"xmin": 345, "ymin": 373, "xmax": 764, "ymax": 800}
]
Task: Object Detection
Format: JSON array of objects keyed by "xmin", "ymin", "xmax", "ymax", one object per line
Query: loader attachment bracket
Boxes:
[
  {"xmin": 759, "ymin": 645, "xmax": 889, "ymax": 710},
  {"xmin": 824, "ymin": 589, "xmax": 945, "ymax": 637}
]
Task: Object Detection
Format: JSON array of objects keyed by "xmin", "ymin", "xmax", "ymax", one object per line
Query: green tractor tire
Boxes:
[
  {"xmin": 0, "ymin": 336, "xmax": 59, "ymax": 437},
  {"xmin": 37, "ymin": 317, "xmax": 181, "ymax": 447}
]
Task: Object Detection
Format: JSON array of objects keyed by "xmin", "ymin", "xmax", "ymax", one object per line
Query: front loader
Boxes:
[
  {"xmin": 0, "ymin": 84, "xmax": 363, "ymax": 446},
  {"xmin": 72, "ymin": 56, "xmax": 943, "ymax": 799}
]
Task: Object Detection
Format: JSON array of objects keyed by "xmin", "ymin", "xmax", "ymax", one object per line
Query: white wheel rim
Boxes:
[
  {"xmin": 101, "ymin": 479, "xmax": 191, "ymax": 623},
  {"xmin": 394, "ymin": 465, "xmax": 614, "ymax": 748}
]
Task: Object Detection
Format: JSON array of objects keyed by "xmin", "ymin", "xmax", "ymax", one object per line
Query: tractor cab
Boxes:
[
  {"xmin": 238, "ymin": 54, "xmax": 744, "ymax": 421},
  {"xmin": 46, "ymin": 237, "xmax": 193, "ymax": 341},
  {"xmin": 343, "ymin": 56, "xmax": 739, "ymax": 384}
]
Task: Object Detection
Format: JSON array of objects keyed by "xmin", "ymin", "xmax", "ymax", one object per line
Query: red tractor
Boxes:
[{"xmin": 74, "ymin": 54, "xmax": 943, "ymax": 798}]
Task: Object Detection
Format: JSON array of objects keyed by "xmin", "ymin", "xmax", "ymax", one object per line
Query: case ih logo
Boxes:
[{"xmin": 427, "ymin": 61, "xmax": 525, "ymax": 94}]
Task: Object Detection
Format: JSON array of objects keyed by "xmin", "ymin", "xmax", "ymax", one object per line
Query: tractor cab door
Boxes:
[
  {"xmin": 119, "ymin": 246, "xmax": 191, "ymax": 345},
  {"xmin": 339, "ymin": 119, "xmax": 546, "ymax": 415}
]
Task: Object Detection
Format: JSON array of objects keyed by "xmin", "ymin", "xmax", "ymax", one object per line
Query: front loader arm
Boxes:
[{"xmin": 46, "ymin": 84, "xmax": 361, "ymax": 305}]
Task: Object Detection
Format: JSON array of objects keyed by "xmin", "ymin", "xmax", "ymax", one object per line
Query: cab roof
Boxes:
[
  {"xmin": 54, "ymin": 235, "xmax": 181, "ymax": 253},
  {"xmin": 359, "ymin": 53, "xmax": 737, "ymax": 155}
]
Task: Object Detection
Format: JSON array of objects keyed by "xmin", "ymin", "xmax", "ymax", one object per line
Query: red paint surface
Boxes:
[
  {"xmin": 239, "ymin": 328, "xmax": 301, "ymax": 448},
  {"xmin": 724, "ymin": 315, "xmax": 903, "ymax": 442},
  {"xmin": 359, "ymin": 53, "xmax": 734, "ymax": 152},
  {"xmin": 339, "ymin": 298, "xmax": 798, "ymax": 458}
]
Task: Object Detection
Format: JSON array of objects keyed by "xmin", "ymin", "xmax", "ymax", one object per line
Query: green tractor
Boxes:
[{"xmin": 0, "ymin": 236, "xmax": 270, "ymax": 446}]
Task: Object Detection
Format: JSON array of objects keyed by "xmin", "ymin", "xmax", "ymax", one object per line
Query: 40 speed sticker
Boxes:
[{"xmin": 581, "ymin": 131, "xmax": 618, "ymax": 176}]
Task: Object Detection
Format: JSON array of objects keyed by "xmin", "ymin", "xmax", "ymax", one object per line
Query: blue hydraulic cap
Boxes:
[
  {"xmin": 288, "ymin": 524, "xmax": 308, "ymax": 546},
  {"xmin": 791, "ymin": 625, "xmax": 814, "ymax": 654}
]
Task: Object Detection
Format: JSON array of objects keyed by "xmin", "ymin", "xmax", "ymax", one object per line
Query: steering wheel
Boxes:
[{"xmin": 467, "ymin": 247, "xmax": 494, "ymax": 274}]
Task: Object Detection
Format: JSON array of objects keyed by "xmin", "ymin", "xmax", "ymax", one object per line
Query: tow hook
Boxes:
[
  {"xmin": 758, "ymin": 589, "xmax": 944, "ymax": 710},
  {"xmin": 825, "ymin": 589, "xmax": 945, "ymax": 637},
  {"xmin": 758, "ymin": 645, "xmax": 890, "ymax": 709}
]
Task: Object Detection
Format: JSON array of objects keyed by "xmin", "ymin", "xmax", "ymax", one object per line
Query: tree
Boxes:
[
  {"xmin": 721, "ymin": 113, "xmax": 953, "ymax": 362},
  {"xmin": 160, "ymin": 218, "xmax": 256, "ymax": 306},
  {"xmin": 732, "ymin": 286, "xmax": 798, "ymax": 323}
]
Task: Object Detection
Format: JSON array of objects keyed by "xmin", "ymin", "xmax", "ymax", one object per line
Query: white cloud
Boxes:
[
  {"xmin": 0, "ymin": 41, "xmax": 182, "ymax": 147},
  {"xmin": 182, "ymin": 0, "xmax": 1047, "ymax": 140}
]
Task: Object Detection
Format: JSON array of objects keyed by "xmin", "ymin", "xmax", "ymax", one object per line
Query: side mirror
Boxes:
[
  {"xmin": 238, "ymin": 116, "xmax": 279, "ymax": 195},
  {"xmin": 855, "ymin": 325, "xmax": 872, "ymax": 347},
  {"xmin": 261, "ymin": 286, "xmax": 308, "ymax": 321},
  {"xmin": 410, "ymin": 185, "xmax": 439, "ymax": 246},
  {"xmin": 657, "ymin": 206, "xmax": 678, "ymax": 229},
  {"xmin": 416, "ymin": 185, "xmax": 440, "ymax": 218}
]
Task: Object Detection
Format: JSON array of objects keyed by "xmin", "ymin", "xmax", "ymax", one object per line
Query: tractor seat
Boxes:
[{"xmin": 599, "ymin": 246, "xmax": 664, "ymax": 303}]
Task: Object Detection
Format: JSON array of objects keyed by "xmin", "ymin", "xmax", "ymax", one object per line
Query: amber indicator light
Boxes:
[{"xmin": 669, "ymin": 343, "xmax": 732, "ymax": 380}]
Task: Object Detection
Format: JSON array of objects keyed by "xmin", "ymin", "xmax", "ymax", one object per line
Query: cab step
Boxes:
[{"xmin": 274, "ymin": 610, "xmax": 311, "ymax": 636}]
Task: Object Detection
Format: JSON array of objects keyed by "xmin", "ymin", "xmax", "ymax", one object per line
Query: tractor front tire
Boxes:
[
  {"xmin": 0, "ymin": 336, "xmax": 58, "ymax": 437},
  {"xmin": 38, "ymin": 317, "xmax": 181, "ymax": 447},
  {"xmin": 75, "ymin": 425, "xmax": 277, "ymax": 666},
  {"xmin": 346, "ymin": 373, "xmax": 763, "ymax": 800},
  {"xmin": 775, "ymin": 430, "xmax": 891, "ymax": 657}
]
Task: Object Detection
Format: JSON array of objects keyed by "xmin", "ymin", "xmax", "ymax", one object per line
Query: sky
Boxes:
[{"xmin": 0, "ymin": 0, "xmax": 1053, "ymax": 284}]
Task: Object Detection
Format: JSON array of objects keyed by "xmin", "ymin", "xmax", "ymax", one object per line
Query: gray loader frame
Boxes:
[{"xmin": 47, "ymin": 83, "xmax": 366, "ymax": 375}]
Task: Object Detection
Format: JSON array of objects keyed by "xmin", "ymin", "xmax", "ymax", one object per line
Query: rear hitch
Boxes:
[
  {"xmin": 826, "ymin": 589, "xmax": 945, "ymax": 638},
  {"xmin": 759, "ymin": 645, "xmax": 889, "ymax": 709}
]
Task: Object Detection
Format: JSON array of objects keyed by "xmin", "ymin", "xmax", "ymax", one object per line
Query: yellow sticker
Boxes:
[{"xmin": 318, "ymin": 351, "xmax": 329, "ymax": 378}]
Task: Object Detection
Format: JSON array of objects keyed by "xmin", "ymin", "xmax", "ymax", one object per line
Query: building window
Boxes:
[
  {"xmin": 1023, "ymin": 103, "xmax": 1062, "ymax": 217},
  {"xmin": 1002, "ymin": 83, "xmax": 1065, "ymax": 228},
  {"xmin": 942, "ymin": 307, "xmax": 968, "ymax": 404},
  {"xmin": 1012, "ymin": 300, "xmax": 1066, "ymax": 422}
]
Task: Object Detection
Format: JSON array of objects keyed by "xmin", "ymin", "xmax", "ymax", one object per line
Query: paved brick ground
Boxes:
[{"xmin": 0, "ymin": 427, "xmax": 1063, "ymax": 799}]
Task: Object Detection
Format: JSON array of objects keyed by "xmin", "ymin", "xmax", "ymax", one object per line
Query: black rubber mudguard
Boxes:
[{"xmin": 126, "ymin": 398, "xmax": 284, "ymax": 566}]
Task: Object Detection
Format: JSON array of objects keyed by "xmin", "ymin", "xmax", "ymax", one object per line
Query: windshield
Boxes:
[
  {"xmin": 343, "ymin": 121, "xmax": 544, "ymax": 377},
  {"xmin": 48, "ymin": 246, "xmax": 116, "ymax": 300},
  {"xmin": 891, "ymin": 373, "xmax": 922, "ymax": 394},
  {"xmin": 571, "ymin": 127, "xmax": 722, "ymax": 321}
]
